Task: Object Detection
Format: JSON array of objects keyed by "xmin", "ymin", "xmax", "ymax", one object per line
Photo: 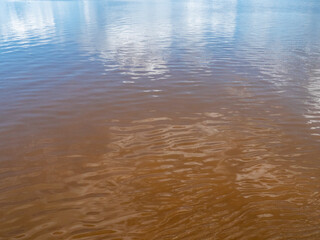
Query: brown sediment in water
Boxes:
[
  {"xmin": 1, "ymin": 0, "xmax": 320, "ymax": 239},
  {"xmin": 1, "ymin": 108, "xmax": 319, "ymax": 239}
]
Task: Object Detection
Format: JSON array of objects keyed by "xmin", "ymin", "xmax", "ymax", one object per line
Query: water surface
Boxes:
[{"xmin": 1, "ymin": 0, "xmax": 320, "ymax": 239}]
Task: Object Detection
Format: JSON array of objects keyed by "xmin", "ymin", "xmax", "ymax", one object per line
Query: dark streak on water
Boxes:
[{"xmin": 0, "ymin": 0, "xmax": 320, "ymax": 239}]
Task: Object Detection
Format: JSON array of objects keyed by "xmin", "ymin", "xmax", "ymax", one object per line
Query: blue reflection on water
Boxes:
[{"xmin": 0, "ymin": 0, "xmax": 320, "ymax": 135}]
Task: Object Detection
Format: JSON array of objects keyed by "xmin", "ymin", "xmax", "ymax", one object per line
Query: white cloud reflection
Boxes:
[
  {"xmin": 80, "ymin": 0, "xmax": 239, "ymax": 79},
  {"xmin": 211, "ymin": 0, "xmax": 237, "ymax": 38},
  {"xmin": 0, "ymin": 1, "xmax": 56, "ymax": 43},
  {"xmin": 305, "ymin": 68, "xmax": 320, "ymax": 136},
  {"xmin": 80, "ymin": 0, "xmax": 172, "ymax": 79}
]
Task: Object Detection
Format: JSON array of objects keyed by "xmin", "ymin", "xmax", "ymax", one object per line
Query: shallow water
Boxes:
[{"xmin": 1, "ymin": 0, "xmax": 320, "ymax": 239}]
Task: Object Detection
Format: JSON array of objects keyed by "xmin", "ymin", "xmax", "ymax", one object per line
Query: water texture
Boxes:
[{"xmin": 0, "ymin": 0, "xmax": 320, "ymax": 239}]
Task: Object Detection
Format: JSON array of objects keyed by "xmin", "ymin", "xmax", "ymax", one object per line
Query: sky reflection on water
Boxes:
[{"xmin": 1, "ymin": 0, "xmax": 320, "ymax": 239}]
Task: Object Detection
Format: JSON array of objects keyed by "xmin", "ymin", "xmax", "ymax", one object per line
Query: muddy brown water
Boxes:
[{"xmin": 1, "ymin": 0, "xmax": 320, "ymax": 239}]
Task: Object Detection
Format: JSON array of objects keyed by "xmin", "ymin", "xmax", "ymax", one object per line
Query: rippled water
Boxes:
[{"xmin": 1, "ymin": 0, "xmax": 320, "ymax": 239}]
